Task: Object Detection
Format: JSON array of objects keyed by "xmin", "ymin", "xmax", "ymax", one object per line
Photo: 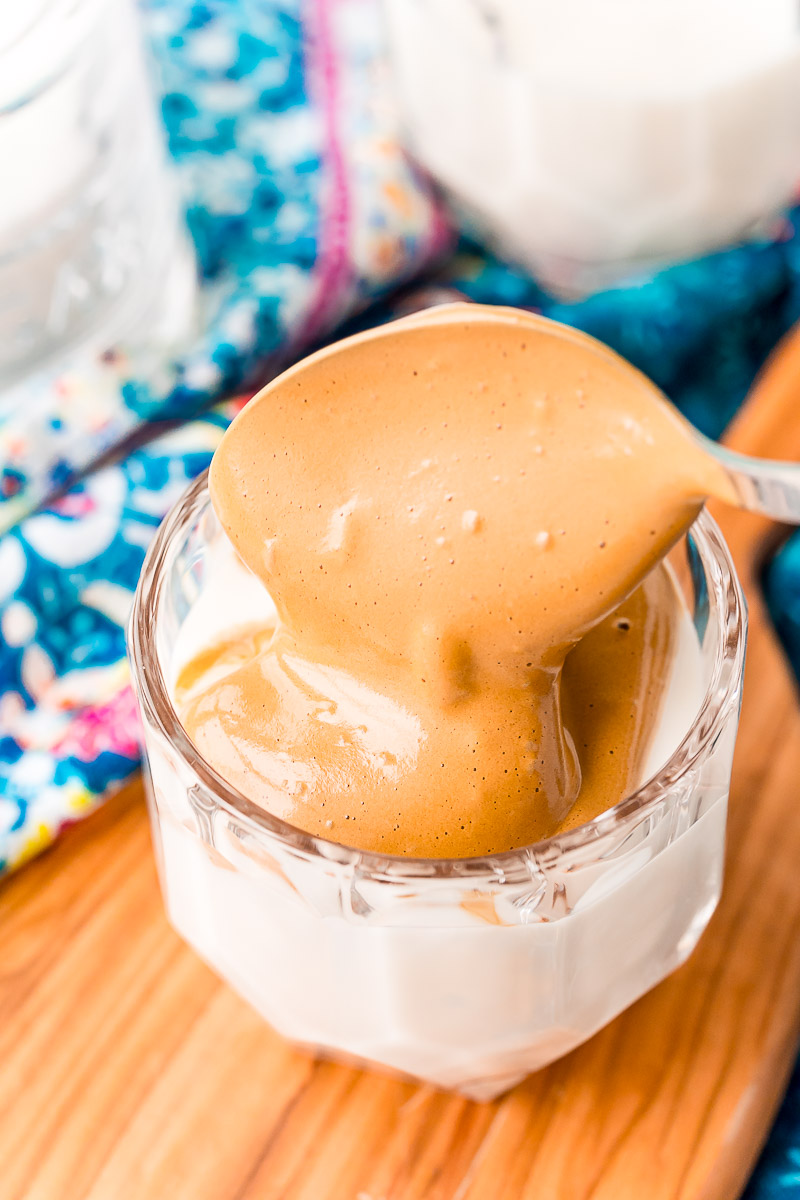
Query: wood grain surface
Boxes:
[{"xmin": 3, "ymin": 328, "xmax": 800, "ymax": 1200}]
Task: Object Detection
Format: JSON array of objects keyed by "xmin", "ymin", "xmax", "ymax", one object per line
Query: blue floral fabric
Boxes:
[
  {"xmin": 435, "ymin": 228, "xmax": 800, "ymax": 441},
  {"xmin": 0, "ymin": 0, "xmax": 448, "ymax": 532}
]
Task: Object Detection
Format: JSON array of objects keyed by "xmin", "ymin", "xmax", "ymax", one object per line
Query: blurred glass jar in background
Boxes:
[
  {"xmin": 384, "ymin": 0, "xmax": 800, "ymax": 296},
  {"xmin": 0, "ymin": 0, "xmax": 196, "ymax": 388}
]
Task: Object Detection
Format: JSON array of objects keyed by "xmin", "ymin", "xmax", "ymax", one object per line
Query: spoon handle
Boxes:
[{"xmin": 702, "ymin": 438, "xmax": 800, "ymax": 523}]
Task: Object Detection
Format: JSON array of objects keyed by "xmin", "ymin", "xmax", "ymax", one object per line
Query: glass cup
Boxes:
[
  {"xmin": 128, "ymin": 473, "xmax": 746, "ymax": 1101},
  {"xmin": 383, "ymin": 0, "xmax": 800, "ymax": 296},
  {"xmin": 0, "ymin": 0, "xmax": 196, "ymax": 388}
]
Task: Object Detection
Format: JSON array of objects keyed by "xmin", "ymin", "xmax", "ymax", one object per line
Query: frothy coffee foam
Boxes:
[{"xmin": 178, "ymin": 304, "xmax": 733, "ymax": 856}]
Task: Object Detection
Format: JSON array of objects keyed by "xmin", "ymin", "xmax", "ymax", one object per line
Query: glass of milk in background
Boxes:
[
  {"xmin": 384, "ymin": 0, "xmax": 800, "ymax": 296},
  {"xmin": 0, "ymin": 0, "xmax": 196, "ymax": 391}
]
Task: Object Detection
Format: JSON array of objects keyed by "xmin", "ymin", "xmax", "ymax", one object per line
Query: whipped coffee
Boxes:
[{"xmin": 178, "ymin": 304, "xmax": 734, "ymax": 856}]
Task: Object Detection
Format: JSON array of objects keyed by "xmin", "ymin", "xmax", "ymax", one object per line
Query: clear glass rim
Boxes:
[{"xmin": 129, "ymin": 470, "xmax": 746, "ymax": 880}]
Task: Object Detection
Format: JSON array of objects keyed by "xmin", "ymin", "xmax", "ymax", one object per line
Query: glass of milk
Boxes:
[
  {"xmin": 383, "ymin": 0, "xmax": 800, "ymax": 295},
  {"xmin": 0, "ymin": 0, "xmax": 196, "ymax": 389},
  {"xmin": 128, "ymin": 474, "xmax": 745, "ymax": 1100}
]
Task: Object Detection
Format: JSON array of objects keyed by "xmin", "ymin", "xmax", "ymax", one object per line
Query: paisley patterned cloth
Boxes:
[
  {"xmin": 3, "ymin": 3, "xmax": 800, "ymax": 1192},
  {"xmin": 745, "ymin": 1054, "xmax": 800, "ymax": 1198}
]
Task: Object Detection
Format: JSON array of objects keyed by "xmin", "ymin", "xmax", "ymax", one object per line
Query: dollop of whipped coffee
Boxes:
[{"xmin": 178, "ymin": 304, "xmax": 734, "ymax": 856}]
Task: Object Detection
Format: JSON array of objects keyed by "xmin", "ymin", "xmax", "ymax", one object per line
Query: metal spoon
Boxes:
[{"xmin": 698, "ymin": 436, "xmax": 800, "ymax": 522}]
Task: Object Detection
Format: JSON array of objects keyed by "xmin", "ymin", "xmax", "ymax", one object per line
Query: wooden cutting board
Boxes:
[{"xmin": 3, "ymin": 328, "xmax": 800, "ymax": 1200}]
